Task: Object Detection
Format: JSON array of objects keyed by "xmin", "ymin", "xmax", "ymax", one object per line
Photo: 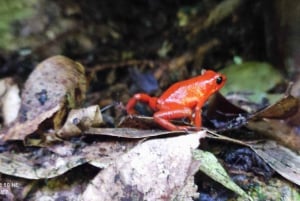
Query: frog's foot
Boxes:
[{"xmin": 176, "ymin": 125, "xmax": 201, "ymax": 132}]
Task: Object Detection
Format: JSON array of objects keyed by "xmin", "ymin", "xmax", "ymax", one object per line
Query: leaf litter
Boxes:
[
  {"xmin": 0, "ymin": 56, "xmax": 211, "ymax": 200},
  {"xmin": 0, "ymin": 139, "xmax": 138, "ymax": 180},
  {"xmin": 0, "ymin": 55, "xmax": 299, "ymax": 200},
  {"xmin": 0, "ymin": 55, "xmax": 87, "ymax": 141}
]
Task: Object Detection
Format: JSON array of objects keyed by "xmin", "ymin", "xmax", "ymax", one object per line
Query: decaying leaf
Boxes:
[
  {"xmin": 0, "ymin": 151, "xmax": 88, "ymax": 179},
  {"xmin": 82, "ymin": 131, "xmax": 206, "ymax": 201},
  {"xmin": 1, "ymin": 55, "xmax": 87, "ymax": 141},
  {"xmin": 84, "ymin": 140, "xmax": 139, "ymax": 169},
  {"xmin": 250, "ymin": 141, "xmax": 300, "ymax": 186},
  {"xmin": 0, "ymin": 140, "xmax": 137, "ymax": 179},
  {"xmin": 193, "ymin": 150, "xmax": 252, "ymax": 200},
  {"xmin": 213, "ymin": 135, "xmax": 300, "ymax": 187},
  {"xmin": 247, "ymin": 94, "xmax": 300, "ymax": 151},
  {"xmin": 251, "ymin": 95, "xmax": 299, "ymax": 119},
  {"xmin": 207, "ymin": 131, "xmax": 300, "ymax": 187},
  {"xmin": 0, "ymin": 78, "xmax": 21, "ymax": 126},
  {"xmin": 85, "ymin": 127, "xmax": 185, "ymax": 138},
  {"xmin": 57, "ymin": 105, "xmax": 103, "ymax": 138},
  {"xmin": 247, "ymin": 119, "xmax": 300, "ymax": 151}
]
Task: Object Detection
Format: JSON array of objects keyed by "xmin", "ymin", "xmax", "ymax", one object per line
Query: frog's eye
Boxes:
[{"xmin": 216, "ymin": 76, "xmax": 223, "ymax": 85}]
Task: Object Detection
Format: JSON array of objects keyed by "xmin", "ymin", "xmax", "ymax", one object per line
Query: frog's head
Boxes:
[{"xmin": 201, "ymin": 70, "xmax": 227, "ymax": 93}]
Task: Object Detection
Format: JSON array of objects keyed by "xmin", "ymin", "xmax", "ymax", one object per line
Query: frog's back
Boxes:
[{"xmin": 158, "ymin": 70, "xmax": 226, "ymax": 105}]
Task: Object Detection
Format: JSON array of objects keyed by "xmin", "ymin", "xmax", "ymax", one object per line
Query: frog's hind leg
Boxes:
[{"xmin": 153, "ymin": 107, "xmax": 193, "ymax": 131}]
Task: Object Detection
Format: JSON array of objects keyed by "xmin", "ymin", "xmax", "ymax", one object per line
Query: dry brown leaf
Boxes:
[
  {"xmin": 207, "ymin": 131, "xmax": 300, "ymax": 187},
  {"xmin": 247, "ymin": 119, "xmax": 300, "ymax": 151},
  {"xmin": 82, "ymin": 131, "xmax": 206, "ymax": 201},
  {"xmin": 252, "ymin": 95, "xmax": 299, "ymax": 119},
  {"xmin": 1, "ymin": 55, "xmax": 87, "ymax": 141},
  {"xmin": 57, "ymin": 105, "xmax": 103, "ymax": 138},
  {"xmin": 85, "ymin": 127, "xmax": 185, "ymax": 138},
  {"xmin": 250, "ymin": 141, "xmax": 300, "ymax": 186},
  {"xmin": 247, "ymin": 94, "xmax": 300, "ymax": 151}
]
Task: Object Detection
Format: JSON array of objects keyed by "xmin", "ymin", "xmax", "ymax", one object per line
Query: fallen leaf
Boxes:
[
  {"xmin": 247, "ymin": 119, "xmax": 300, "ymax": 151},
  {"xmin": 82, "ymin": 131, "xmax": 206, "ymax": 201},
  {"xmin": 247, "ymin": 95, "xmax": 300, "ymax": 151},
  {"xmin": 251, "ymin": 95, "xmax": 299, "ymax": 119},
  {"xmin": 1, "ymin": 55, "xmax": 87, "ymax": 141},
  {"xmin": 207, "ymin": 131, "xmax": 300, "ymax": 187},
  {"xmin": 0, "ymin": 151, "xmax": 87, "ymax": 179},
  {"xmin": 57, "ymin": 105, "xmax": 103, "ymax": 138},
  {"xmin": 206, "ymin": 92, "xmax": 248, "ymax": 130},
  {"xmin": 0, "ymin": 78, "xmax": 21, "ymax": 126},
  {"xmin": 85, "ymin": 127, "xmax": 185, "ymax": 138},
  {"xmin": 84, "ymin": 141, "xmax": 138, "ymax": 169},
  {"xmin": 0, "ymin": 140, "xmax": 136, "ymax": 179},
  {"xmin": 193, "ymin": 150, "xmax": 252, "ymax": 200},
  {"xmin": 250, "ymin": 141, "xmax": 300, "ymax": 186}
]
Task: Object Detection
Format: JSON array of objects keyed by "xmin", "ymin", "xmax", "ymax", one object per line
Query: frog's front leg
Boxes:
[
  {"xmin": 153, "ymin": 107, "xmax": 194, "ymax": 131},
  {"xmin": 126, "ymin": 93, "xmax": 158, "ymax": 114},
  {"xmin": 193, "ymin": 102, "xmax": 203, "ymax": 128}
]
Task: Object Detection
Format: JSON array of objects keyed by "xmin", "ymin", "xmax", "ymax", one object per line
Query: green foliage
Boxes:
[
  {"xmin": 220, "ymin": 62, "xmax": 284, "ymax": 104},
  {"xmin": 0, "ymin": 0, "xmax": 36, "ymax": 50},
  {"xmin": 193, "ymin": 149, "xmax": 253, "ymax": 200}
]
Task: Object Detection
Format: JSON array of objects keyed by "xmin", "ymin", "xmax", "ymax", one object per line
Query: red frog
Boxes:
[{"xmin": 126, "ymin": 70, "xmax": 226, "ymax": 131}]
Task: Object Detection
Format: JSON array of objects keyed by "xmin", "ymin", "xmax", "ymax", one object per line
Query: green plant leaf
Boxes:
[{"xmin": 193, "ymin": 149, "xmax": 253, "ymax": 201}]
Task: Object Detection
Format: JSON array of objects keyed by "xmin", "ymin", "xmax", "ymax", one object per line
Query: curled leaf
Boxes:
[
  {"xmin": 251, "ymin": 95, "xmax": 299, "ymax": 119},
  {"xmin": 1, "ymin": 55, "xmax": 87, "ymax": 141},
  {"xmin": 57, "ymin": 105, "xmax": 103, "ymax": 138},
  {"xmin": 247, "ymin": 95, "xmax": 300, "ymax": 151}
]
